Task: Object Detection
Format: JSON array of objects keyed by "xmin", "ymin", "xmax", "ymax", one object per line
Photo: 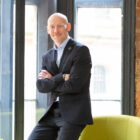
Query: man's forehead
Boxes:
[{"xmin": 48, "ymin": 15, "xmax": 67, "ymax": 25}]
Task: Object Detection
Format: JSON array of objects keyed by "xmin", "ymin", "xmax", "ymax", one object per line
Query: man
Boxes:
[{"xmin": 28, "ymin": 13, "xmax": 93, "ymax": 140}]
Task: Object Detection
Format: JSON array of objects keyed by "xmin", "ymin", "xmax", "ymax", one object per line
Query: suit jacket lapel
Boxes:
[{"xmin": 59, "ymin": 39, "xmax": 74, "ymax": 71}]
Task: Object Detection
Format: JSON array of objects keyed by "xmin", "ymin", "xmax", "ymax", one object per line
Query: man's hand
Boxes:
[
  {"xmin": 38, "ymin": 70, "xmax": 52, "ymax": 79},
  {"xmin": 63, "ymin": 74, "xmax": 70, "ymax": 81}
]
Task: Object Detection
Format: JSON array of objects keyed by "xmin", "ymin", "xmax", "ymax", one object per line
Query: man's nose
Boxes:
[{"xmin": 54, "ymin": 27, "xmax": 58, "ymax": 32}]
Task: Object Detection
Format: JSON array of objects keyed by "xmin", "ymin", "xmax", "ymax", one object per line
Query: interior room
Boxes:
[{"xmin": 0, "ymin": 0, "xmax": 140, "ymax": 140}]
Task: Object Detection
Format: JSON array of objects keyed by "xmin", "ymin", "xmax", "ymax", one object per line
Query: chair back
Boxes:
[{"xmin": 79, "ymin": 115, "xmax": 140, "ymax": 140}]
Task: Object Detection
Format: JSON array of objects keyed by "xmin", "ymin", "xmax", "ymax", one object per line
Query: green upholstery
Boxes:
[{"xmin": 79, "ymin": 115, "xmax": 140, "ymax": 140}]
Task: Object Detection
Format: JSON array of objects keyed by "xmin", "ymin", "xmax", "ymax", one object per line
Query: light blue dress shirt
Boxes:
[
  {"xmin": 54, "ymin": 36, "xmax": 70, "ymax": 101},
  {"xmin": 54, "ymin": 36, "xmax": 70, "ymax": 67}
]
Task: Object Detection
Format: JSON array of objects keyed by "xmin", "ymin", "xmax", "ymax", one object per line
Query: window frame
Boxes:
[
  {"xmin": 15, "ymin": 0, "xmax": 25, "ymax": 139},
  {"xmin": 122, "ymin": 0, "xmax": 136, "ymax": 115},
  {"xmin": 57, "ymin": 0, "xmax": 136, "ymax": 115},
  {"xmin": 14, "ymin": 0, "xmax": 57, "ymax": 139}
]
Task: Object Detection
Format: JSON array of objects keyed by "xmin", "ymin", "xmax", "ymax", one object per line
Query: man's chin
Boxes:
[{"xmin": 53, "ymin": 39, "xmax": 62, "ymax": 45}]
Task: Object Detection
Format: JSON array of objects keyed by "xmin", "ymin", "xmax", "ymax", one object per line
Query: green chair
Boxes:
[{"xmin": 79, "ymin": 115, "xmax": 140, "ymax": 140}]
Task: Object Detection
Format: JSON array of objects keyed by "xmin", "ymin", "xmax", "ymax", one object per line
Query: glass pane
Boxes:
[
  {"xmin": 0, "ymin": 0, "xmax": 14, "ymax": 140},
  {"xmin": 75, "ymin": 1, "xmax": 123, "ymax": 116},
  {"xmin": 24, "ymin": 5, "xmax": 39, "ymax": 140},
  {"xmin": 24, "ymin": 1, "xmax": 51, "ymax": 139}
]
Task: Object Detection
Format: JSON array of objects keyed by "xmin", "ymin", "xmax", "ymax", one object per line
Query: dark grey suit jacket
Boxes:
[{"xmin": 37, "ymin": 38, "xmax": 93, "ymax": 125}]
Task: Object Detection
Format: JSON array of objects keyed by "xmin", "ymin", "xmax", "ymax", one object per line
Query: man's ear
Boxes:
[
  {"xmin": 47, "ymin": 26, "xmax": 50, "ymax": 34},
  {"xmin": 67, "ymin": 23, "xmax": 71, "ymax": 32}
]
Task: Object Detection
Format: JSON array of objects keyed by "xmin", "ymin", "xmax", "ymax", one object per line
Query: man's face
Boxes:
[{"xmin": 47, "ymin": 16, "xmax": 71, "ymax": 46}]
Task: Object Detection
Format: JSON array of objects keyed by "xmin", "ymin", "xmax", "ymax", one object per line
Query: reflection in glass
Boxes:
[{"xmin": 93, "ymin": 66, "xmax": 106, "ymax": 94}]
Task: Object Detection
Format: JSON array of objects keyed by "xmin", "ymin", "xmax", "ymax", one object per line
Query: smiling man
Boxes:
[
  {"xmin": 28, "ymin": 13, "xmax": 93, "ymax": 140},
  {"xmin": 47, "ymin": 13, "xmax": 71, "ymax": 46}
]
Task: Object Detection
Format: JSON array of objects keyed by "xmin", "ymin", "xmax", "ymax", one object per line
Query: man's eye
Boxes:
[
  {"xmin": 58, "ymin": 25, "xmax": 63, "ymax": 28},
  {"xmin": 51, "ymin": 26, "xmax": 55, "ymax": 29}
]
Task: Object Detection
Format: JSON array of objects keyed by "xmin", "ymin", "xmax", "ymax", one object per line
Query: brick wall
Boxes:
[{"xmin": 136, "ymin": 0, "xmax": 140, "ymax": 116}]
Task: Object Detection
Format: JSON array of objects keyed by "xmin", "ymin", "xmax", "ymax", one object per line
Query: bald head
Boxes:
[
  {"xmin": 47, "ymin": 13, "xmax": 71, "ymax": 46},
  {"xmin": 48, "ymin": 13, "xmax": 68, "ymax": 25}
]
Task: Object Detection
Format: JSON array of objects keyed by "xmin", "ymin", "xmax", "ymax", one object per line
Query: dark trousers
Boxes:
[{"xmin": 28, "ymin": 102, "xmax": 86, "ymax": 140}]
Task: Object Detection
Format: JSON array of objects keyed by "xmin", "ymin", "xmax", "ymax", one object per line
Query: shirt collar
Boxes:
[{"xmin": 54, "ymin": 36, "xmax": 70, "ymax": 50}]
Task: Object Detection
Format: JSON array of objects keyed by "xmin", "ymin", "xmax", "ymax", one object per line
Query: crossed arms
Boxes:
[
  {"xmin": 38, "ymin": 70, "xmax": 70, "ymax": 81},
  {"xmin": 37, "ymin": 46, "xmax": 92, "ymax": 95}
]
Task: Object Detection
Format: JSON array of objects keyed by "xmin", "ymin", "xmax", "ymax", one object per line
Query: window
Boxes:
[
  {"xmin": 24, "ymin": 5, "xmax": 38, "ymax": 139},
  {"xmin": 0, "ymin": 0, "xmax": 135, "ymax": 139},
  {"xmin": 75, "ymin": 2, "xmax": 123, "ymax": 116},
  {"xmin": 93, "ymin": 66, "xmax": 106, "ymax": 94}
]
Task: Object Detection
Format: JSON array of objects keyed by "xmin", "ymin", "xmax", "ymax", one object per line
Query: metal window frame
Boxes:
[
  {"xmin": 14, "ymin": 0, "xmax": 25, "ymax": 139},
  {"xmin": 122, "ymin": 0, "xmax": 136, "ymax": 115},
  {"xmin": 57, "ymin": 0, "xmax": 75, "ymax": 37},
  {"xmin": 14, "ymin": 0, "xmax": 57, "ymax": 139}
]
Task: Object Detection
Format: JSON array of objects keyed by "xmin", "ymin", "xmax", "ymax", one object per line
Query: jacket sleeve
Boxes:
[
  {"xmin": 36, "ymin": 73, "xmax": 64, "ymax": 93},
  {"xmin": 36, "ymin": 54, "xmax": 64, "ymax": 93},
  {"xmin": 54, "ymin": 46, "xmax": 92, "ymax": 95}
]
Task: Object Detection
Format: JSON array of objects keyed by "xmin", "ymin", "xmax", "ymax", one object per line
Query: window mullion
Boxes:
[{"xmin": 14, "ymin": 0, "xmax": 25, "ymax": 139}]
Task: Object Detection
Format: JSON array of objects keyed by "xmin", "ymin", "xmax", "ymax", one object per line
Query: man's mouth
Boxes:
[{"xmin": 54, "ymin": 33, "xmax": 61, "ymax": 37}]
